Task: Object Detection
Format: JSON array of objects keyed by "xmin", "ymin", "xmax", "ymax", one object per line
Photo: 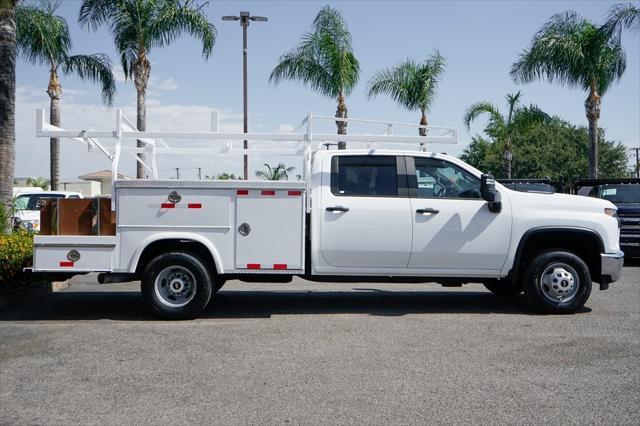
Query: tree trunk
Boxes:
[
  {"xmin": 504, "ymin": 135, "xmax": 512, "ymax": 179},
  {"xmin": 419, "ymin": 111, "xmax": 428, "ymax": 137},
  {"xmin": 585, "ymin": 87, "xmax": 601, "ymax": 179},
  {"xmin": 47, "ymin": 69, "xmax": 62, "ymax": 191},
  {"xmin": 133, "ymin": 52, "xmax": 150, "ymax": 179},
  {"xmin": 0, "ymin": 1, "xmax": 17, "ymax": 230},
  {"xmin": 336, "ymin": 93, "xmax": 347, "ymax": 149}
]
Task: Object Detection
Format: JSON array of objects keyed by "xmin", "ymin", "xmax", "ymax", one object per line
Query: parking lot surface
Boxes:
[{"xmin": 1, "ymin": 264, "xmax": 639, "ymax": 425}]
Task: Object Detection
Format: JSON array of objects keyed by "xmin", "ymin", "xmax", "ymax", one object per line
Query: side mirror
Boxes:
[{"xmin": 481, "ymin": 174, "xmax": 502, "ymax": 212}]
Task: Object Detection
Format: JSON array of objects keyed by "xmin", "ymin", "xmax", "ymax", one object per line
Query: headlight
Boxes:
[
  {"xmin": 18, "ymin": 220, "xmax": 40, "ymax": 231},
  {"xmin": 604, "ymin": 208, "xmax": 617, "ymax": 217}
]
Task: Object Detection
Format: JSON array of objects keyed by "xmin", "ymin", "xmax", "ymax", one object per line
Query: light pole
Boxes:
[{"xmin": 222, "ymin": 11, "xmax": 268, "ymax": 180}]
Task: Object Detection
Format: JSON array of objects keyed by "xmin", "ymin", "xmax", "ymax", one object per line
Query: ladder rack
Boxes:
[{"xmin": 35, "ymin": 108, "xmax": 457, "ymax": 186}]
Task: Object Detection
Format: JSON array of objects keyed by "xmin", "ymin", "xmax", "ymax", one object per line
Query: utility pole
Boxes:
[{"xmin": 222, "ymin": 12, "xmax": 268, "ymax": 180}]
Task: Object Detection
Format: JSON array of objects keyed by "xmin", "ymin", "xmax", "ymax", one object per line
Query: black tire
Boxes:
[
  {"xmin": 523, "ymin": 250, "xmax": 592, "ymax": 314},
  {"xmin": 214, "ymin": 280, "xmax": 226, "ymax": 293},
  {"xmin": 141, "ymin": 251, "xmax": 214, "ymax": 320},
  {"xmin": 483, "ymin": 281, "xmax": 522, "ymax": 297}
]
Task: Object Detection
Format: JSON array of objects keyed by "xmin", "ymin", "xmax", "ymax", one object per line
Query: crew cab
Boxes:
[{"xmin": 30, "ymin": 110, "xmax": 625, "ymax": 319}]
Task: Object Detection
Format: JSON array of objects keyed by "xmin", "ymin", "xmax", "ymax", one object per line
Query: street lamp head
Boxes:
[
  {"xmin": 250, "ymin": 16, "xmax": 268, "ymax": 22},
  {"xmin": 222, "ymin": 16, "xmax": 240, "ymax": 21}
]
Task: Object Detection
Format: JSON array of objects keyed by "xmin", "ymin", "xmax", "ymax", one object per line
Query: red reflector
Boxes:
[
  {"xmin": 288, "ymin": 191, "xmax": 302, "ymax": 196},
  {"xmin": 59, "ymin": 261, "xmax": 74, "ymax": 267},
  {"xmin": 261, "ymin": 190, "xmax": 275, "ymax": 196},
  {"xmin": 160, "ymin": 203, "xmax": 175, "ymax": 209},
  {"xmin": 247, "ymin": 264, "xmax": 261, "ymax": 269},
  {"xmin": 237, "ymin": 190, "xmax": 249, "ymax": 196},
  {"xmin": 188, "ymin": 203, "xmax": 202, "ymax": 209},
  {"xmin": 273, "ymin": 264, "xmax": 287, "ymax": 270}
]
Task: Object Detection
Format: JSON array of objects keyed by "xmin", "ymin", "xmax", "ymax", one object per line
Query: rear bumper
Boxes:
[{"xmin": 601, "ymin": 251, "xmax": 625, "ymax": 284}]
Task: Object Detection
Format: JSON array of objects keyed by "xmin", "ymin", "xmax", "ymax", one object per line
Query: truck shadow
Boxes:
[{"xmin": 0, "ymin": 288, "xmax": 591, "ymax": 321}]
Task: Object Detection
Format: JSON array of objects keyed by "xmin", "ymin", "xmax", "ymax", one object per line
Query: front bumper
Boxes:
[{"xmin": 601, "ymin": 251, "xmax": 625, "ymax": 285}]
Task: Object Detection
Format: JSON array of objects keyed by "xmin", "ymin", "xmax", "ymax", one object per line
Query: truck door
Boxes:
[
  {"xmin": 407, "ymin": 156, "xmax": 511, "ymax": 272},
  {"xmin": 319, "ymin": 155, "xmax": 412, "ymax": 268}
]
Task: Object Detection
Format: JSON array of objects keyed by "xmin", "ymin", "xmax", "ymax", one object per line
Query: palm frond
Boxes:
[
  {"xmin": 512, "ymin": 104, "xmax": 551, "ymax": 128},
  {"xmin": 511, "ymin": 10, "xmax": 626, "ymax": 95},
  {"xmin": 147, "ymin": 0, "xmax": 216, "ymax": 58},
  {"xmin": 270, "ymin": 5, "xmax": 359, "ymax": 99},
  {"xmin": 602, "ymin": 3, "xmax": 640, "ymax": 39},
  {"xmin": 16, "ymin": 0, "xmax": 71, "ymax": 66},
  {"xmin": 78, "ymin": 0, "xmax": 118, "ymax": 30},
  {"xmin": 463, "ymin": 102, "xmax": 504, "ymax": 131},
  {"xmin": 368, "ymin": 51, "xmax": 445, "ymax": 114},
  {"xmin": 63, "ymin": 53, "xmax": 116, "ymax": 105},
  {"xmin": 505, "ymin": 91, "xmax": 522, "ymax": 125}
]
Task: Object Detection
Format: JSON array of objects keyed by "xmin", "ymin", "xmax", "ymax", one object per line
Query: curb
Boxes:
[{"xmin": 0, "ymin": 280, "xmax": 69, "ymax": 311}]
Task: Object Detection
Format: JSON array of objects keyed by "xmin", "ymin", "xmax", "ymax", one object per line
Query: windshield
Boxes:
[
  {"xmin": 14, "ymin": 194, "xmax": 65, "ymax": 210},
  {"xmin": 598, "ymin": 184, "xmax": 640, "ymax": 204}
]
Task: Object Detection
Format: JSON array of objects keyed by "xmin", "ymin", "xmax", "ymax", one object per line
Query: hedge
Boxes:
[{"xmin": 0, "ymin": 230, "xmax": 34, "ymax": 292}]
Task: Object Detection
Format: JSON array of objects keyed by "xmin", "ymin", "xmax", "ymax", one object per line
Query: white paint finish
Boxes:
[
  {"xmin": 117, "ymin": 187, "xmax": 232, "ymax": 229},
  {"xmin": 317, "ymin": 154, "xmax": 412, "ymax": 269},
  {"xmin": 235, "ymin": 191, "xmax": 305, "ymax": 270},
  {"xmin": 33, "ymin": 245, "xmax": 113, "ymax": 272},
  {"xmin": 408, "ymin": 197, "xmax": 512, "ymax": 271},
  {"xmin": 119, "ymin": 230, "xmax": 230, "ymax": 274}
]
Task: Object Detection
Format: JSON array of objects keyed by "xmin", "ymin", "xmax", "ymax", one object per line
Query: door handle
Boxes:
[
  {"xmin": 416, "ymin": 208, "xmax": 439, "ymax": 214},
  {"xmin": 326, "ymin": 206, "xmax": 350, "ymax": 212}
]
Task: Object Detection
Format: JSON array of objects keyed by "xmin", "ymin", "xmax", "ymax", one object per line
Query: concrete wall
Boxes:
[{"xmin": 60, "ymin": 181, "xmax": 101, "ymax": 197}]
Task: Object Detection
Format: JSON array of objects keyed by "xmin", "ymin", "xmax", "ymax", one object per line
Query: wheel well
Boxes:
[
  {"xmin": 514, "ymin": 229, "xmax": 603, "ymax": 284},
  {"xmin": 135, "ymin": 239, "xmax": 217, "ymax": 276}
]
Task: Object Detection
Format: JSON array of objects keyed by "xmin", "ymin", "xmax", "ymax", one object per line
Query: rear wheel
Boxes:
[
  {"xmin": 142, "ymin": 252, "xmax": 213, "ymax": 320},
  {"xmin": 523, "ymin": 250, "xmax": 592, "ymax": 314}
]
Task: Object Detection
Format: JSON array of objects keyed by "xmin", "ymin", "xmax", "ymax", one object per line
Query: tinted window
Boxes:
[
  {"xmin": 598, "ymin": 184, "xmax": 640, "ymax": 204},
  {"xmin": 413, "ymin": 157, "xmax": 481, "ymax": 199},
  {"xmin": 332, "ymin": 156, "xmax": 397, "ymax": 197},
  {"xmin": 14, "ymin": 194, "xmax": 65, "ymax": 210}
]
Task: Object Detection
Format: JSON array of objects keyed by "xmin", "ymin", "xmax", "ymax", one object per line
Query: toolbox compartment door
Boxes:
[
  {"xmin": 235, "ymin": 190, "xmax": 304, "ymax": 271},
  {"xmin": 33, "ymin": 236, "xmax": 115, "ymax": 272}
]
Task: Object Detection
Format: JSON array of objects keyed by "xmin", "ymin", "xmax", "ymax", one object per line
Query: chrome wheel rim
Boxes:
[
  {"xmin": 154, "ymin": 266, "xmax": 197, "ymax": 308},
  {"xmin": 539, "ymin": 262, "xmax": 579, "ymax": 304}
]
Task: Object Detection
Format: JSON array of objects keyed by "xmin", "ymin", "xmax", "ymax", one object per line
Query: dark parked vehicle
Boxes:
[
  {"xmin": 579, "ymin": 179, "xmax": 640, "ymax": 258},
  {"xmin": 498, "ymin": 179, "xmax": 555, "ymax": 194}
]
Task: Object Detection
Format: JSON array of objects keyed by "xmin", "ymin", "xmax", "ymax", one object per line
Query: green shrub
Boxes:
[{"xmin": 0, "ymin": 230, "xmax": 34, "ymax": 292}]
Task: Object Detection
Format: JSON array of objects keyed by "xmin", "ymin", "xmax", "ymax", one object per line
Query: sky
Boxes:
[{"xmin": 14, "ymin": 0, "xmax": 640, "ymax": 181}]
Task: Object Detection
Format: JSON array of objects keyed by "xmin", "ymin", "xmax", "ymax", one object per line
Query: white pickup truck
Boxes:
[{"xmin": 30, "ymin": 110, "xmax": 624, "ymax": 319}]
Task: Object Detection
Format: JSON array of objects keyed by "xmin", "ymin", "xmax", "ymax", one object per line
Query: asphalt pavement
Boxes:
[{"xmin": 1, "ymin": 263, "xmax": 638, "ymax": 425}]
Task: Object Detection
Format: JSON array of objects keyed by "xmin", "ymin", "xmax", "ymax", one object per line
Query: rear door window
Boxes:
[{"xmin": 331, "ymin": 156, "xmax": 398, "ymax": 197}]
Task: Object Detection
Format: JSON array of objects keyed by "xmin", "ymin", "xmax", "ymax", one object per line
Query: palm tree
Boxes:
[
  {"xmin": 511, "ymin": 11, "xmax": 627, "ymax": 178},
  {"xmin": 463, "ymin": 92, "xmax": 549, "ymax": 178},
  {"xmin": 270, "ymin": 5, "xmax": 359, "ymax": 143},
  {"xmin": 0, "ymin": 0, "xmax": 18, "ymax": 229},
  {"xmin": 367, "ymin": 52, "xmax": 445, "ymax": 137},
  {"xmin": 26, "ymin": 176, "xmax": 49, "ymax": 190},
  {"xmin": 255, "ymin": 163, "xmax": 295, "ymax": 181},
  {"xmin": 603, "ymin": 3, "xmax": 640, "ymax": 39},
  {"xmin": 79, "ymin": 0, "xmax": 216, "ymax": 178},
  {"xmin": 16, "ymin": 0, "xmax": 115, "ymax": 191}
]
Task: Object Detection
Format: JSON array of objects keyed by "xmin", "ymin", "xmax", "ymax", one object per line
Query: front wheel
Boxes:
[
  {"xmin": 142, "ymin": 252, "xmax": 214, "ymax": 320},
  {"xmin": 523, "ymin": 250, "xmax": 592, "ymax": 314}
]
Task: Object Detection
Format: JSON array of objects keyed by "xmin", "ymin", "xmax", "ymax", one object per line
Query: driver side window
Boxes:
[{"xmin": 413, "ymin": 157, "xmax": 481, "ymax": 199}]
